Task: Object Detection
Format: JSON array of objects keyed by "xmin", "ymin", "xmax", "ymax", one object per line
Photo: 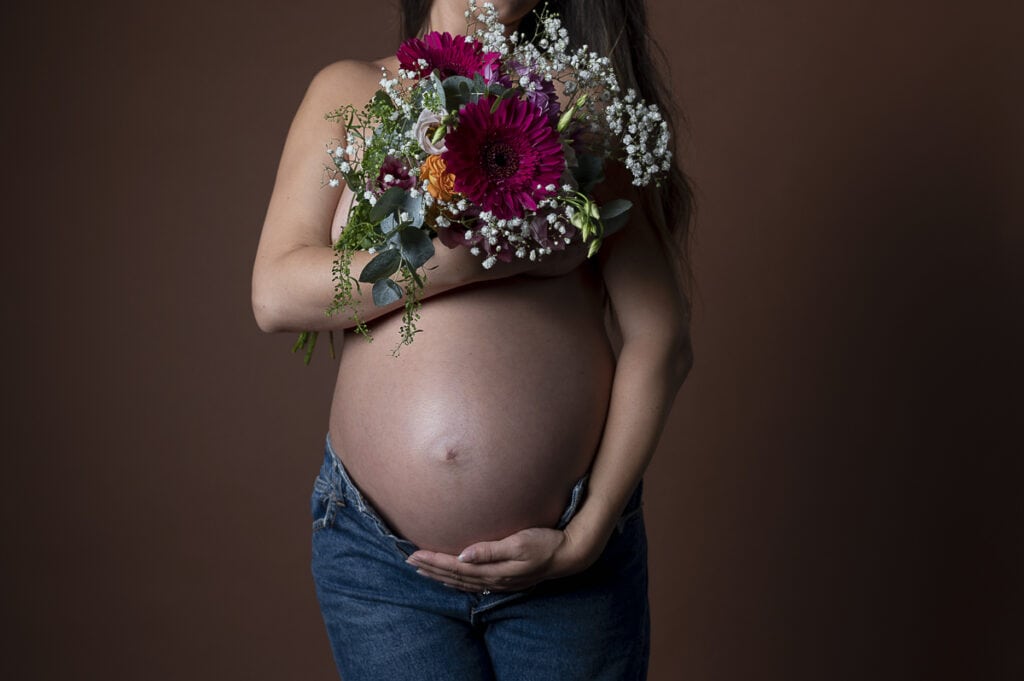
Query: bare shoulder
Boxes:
[{"xmin": 305, "ymin": 57, "xmax": 399, "ymax": 112}]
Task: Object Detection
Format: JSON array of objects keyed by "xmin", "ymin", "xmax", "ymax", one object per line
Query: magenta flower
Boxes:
[
  {"xmin": 435, "ymin": 216, "xmax": 515, "ymax": 264},
  {"xmin": 397, "ymin": 32, "xmax": 499, "ymax": 80},
  {"xmin": 443, "ymin": 96, "xmax": 564, "ymax": 219},
  {"xmin": 507, "ymin": 60, "xmax": 560, "ymax": 122},
  {"xmin": 375, "ymin": 156, "xmax": 415, "ymax": 191},
  {"xmin": 528, "ymin": 212, "xmax": 577, "ymax": 251}
]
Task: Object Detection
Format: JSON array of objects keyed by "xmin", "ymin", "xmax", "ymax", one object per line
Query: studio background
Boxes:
[{"xmin": 3, "ymin": 1, "xmax": 1020, "ymax": 679}]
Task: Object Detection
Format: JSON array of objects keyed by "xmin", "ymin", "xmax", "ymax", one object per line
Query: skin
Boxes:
[{"xmin": 252, "ymin": 0, "xmax": 691, "ymax": 594}]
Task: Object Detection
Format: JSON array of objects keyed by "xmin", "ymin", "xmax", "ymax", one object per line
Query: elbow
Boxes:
[
  {"xmin": 252, "ymin": 294, "xmax": 281, "ymax": 333},
  {"xmin": 662, "ymin": 302, "xmax": 695, "ymax": 386},
  {"xmin": 622, "ymin": 320, "xmax": 694, "ymax": 387},
  {"xmin": 253, "ymin": 302, "xmax": 281, "ymax": 333},
  {"xmin": 251, "ymin": 277, "xmax": 287, "ymax": 333},
  {"xmin": 668, "ymin": 329, "xmax": 694, "ymax": 386}
]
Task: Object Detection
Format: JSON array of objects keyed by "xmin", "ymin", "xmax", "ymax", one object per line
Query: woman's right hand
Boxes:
[{"xmin": 254, "ymin": 60, "xmax": 592, "ymax": 334}]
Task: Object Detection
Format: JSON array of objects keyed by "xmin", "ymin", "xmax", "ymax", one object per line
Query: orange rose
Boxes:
[{"xmin": 419, "ymin": 155, "xmax": 456, "ymax": 201}]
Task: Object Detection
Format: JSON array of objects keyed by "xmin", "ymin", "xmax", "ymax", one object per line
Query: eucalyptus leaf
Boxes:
[
  {"xmin": 442, "ymin": 76, "xmax": 475, "ymax": 110},
  {"xmin": 380, "ymin": 213, "xmax": 398, "ymax": 234},
  {"xmin": 573, "ymin": 154, "xmax": 605, "ymax": 194},
  {"xmin": 369, "ymin": 186, "xmax": 407, "ymax": 223},
  {"xmin": 430, "ymin": 71, "xmax": 446, "ymax": 110},
  {"xmin": 599, "ymin": 199, "xmax": 633, "ymax": 237},
  {"xmin": 401, "ymin": 191, "xmax": 425, "ymax": 228},
  {"xmin": 358, "ymin": 249, "xmax": 401, "ymax": 283},
  {"xmin": 396, "ymin": 227, "xmax": 435, "ymax": 269},
  {"xmin": 372, "ymin": 278, "xmax": 404, "ymax": 307}
]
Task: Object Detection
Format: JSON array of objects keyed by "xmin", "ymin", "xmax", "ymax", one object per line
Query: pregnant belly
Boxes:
[{"xmin": 327, "ymin": 269, "xmax": 615, "ymax": 554}]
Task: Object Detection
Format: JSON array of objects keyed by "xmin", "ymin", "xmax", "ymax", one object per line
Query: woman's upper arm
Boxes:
[
  {"xmin": 597, "ymin": 176, "xmax": 691, "ymax": 354},
  {"xmin": 255, "ymin": 61, "xmax": 364, "ymax": 268},
  {"xmin": 599, "ymin": 199, "xmax": 693, "ymax": 381}
]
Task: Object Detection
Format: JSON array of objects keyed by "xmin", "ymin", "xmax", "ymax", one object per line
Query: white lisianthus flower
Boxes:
[{"xmin": 415, "ymin": 109, "xmax": 448, "ymax": 155}]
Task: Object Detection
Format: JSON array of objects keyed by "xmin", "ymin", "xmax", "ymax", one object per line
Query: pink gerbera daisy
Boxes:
[
  {"xmin": 397, "ymin": 32, "xmax": 499, "ymax": 80},
  {"xmin": 442, "ymin": 96, "xmax": 564, "ymax": 220}
]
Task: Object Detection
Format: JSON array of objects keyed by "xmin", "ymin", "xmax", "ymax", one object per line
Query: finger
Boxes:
[
  {"xmin": 458, "ymin": 538, "xmax": 524, "ymax": 564},
  {"xmin": 408, "ymin": 549, "xmax": 458, "ymax": 567},
  {"xmin": 409, "ymin": 557, "xmax": 521, "ymax": 589},
  {"xmin": 416, "ymin": 568, "xmax": 532, "ymax": 594},
  {"xmin": 409, "ymin": 553, "xmax": 529, "ymax": 581},
  {"xmin": 408, "ymin": 550, "xmax": 493, "ymax": 575},
  {"xmin": 415, "ymin": 565, "xmax": 537, "ymax": 594},
  {"xmin": 414, "ymin": 567, "xmax": 492, "ymax": 592},
  {"xmin": 409, "ymin": 557, "xmax": 490, "ymax": 585},
  {"xmin": 412, "ymin": 560, "xmax": 531, "ymax": 591}
]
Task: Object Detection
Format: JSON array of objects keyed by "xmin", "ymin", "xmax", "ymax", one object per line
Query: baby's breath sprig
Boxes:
[{"xmin": 292, "ymin": 0, "xmax": 672, "ymax": 363}]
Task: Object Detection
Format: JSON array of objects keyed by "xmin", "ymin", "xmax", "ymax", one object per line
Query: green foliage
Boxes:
[
  {"xmin": 394, "ymin": 265, "xmax": 424, "ymax": 356},
  {"xmin": 394, "ymin": 228, "xmax": 434, "ymax": 269},
  {"xmin": 293, "ymin": 5, "xmax": 660, "ymax": 364},
  {"xmin": 572, "ymin": 154, "xmax": 605, "ymax": 195},
  {"xmin": 359, "ymin": 249, "xmax": 402, "ymax": 283},
  {"xmin": 598, "ymin": 199, "xmax": 633, "ymax": 237},
  {"xmin": 372, "ymin": 279, "xmax": 403, "ymax": 306},
  {"xmin": 325, "ymin": 246, "xmax": 370, "ymax": 341}
]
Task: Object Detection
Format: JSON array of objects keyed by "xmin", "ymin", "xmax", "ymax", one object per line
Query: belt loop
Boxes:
[{"xmin": 325, "ymin": 433, "xmax": 348, "ymax": 507}]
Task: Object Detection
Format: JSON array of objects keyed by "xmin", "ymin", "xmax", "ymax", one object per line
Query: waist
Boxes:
[{"xmin": 319, "ymin": 433, "xmax": 593, "ymax": 550}]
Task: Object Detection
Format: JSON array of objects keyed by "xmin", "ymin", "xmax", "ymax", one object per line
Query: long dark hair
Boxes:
[{"xmin": 400, "ymin": 0, "xmax": 696, "ymax": 302}]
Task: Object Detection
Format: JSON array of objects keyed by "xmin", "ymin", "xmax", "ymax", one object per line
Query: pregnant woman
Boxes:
[{"xmin": 252, "ymin": 0, "xmax": 693, "ymax": 678}]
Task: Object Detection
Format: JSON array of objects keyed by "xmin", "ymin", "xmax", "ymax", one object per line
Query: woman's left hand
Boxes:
[{"xmin": 406, "ymin": 527, "xmax": 589, "ymax": 593}]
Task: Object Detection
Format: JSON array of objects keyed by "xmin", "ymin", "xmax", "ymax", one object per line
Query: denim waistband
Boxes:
[{"xmin": 319, "ymin": 432, "xmax": 594, "ymax": 543}]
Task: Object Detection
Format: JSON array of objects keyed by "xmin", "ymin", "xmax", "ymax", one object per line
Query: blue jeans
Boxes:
[{"xmin": 311, "ymin": 434, "xmax": 649, "ymax": 680}]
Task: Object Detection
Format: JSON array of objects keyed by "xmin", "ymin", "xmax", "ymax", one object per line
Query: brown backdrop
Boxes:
[{"xmin": 3, "ymin": 1, "xmax": 1021, "ymax": 679}]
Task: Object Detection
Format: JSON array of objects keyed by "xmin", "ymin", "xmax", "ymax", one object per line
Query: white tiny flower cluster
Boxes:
[
  {"xmin": 466, "ymin": 1, "xmax": 507, "ymax": 56},
  {"xmin": 605, "ymin": 90, "xmax": 672, "ymax": 186},
  {"xmin": 465, "ymin": 1, "xmax": 670, "ymax": 188},
  {"xmin": 432, "ymin": 188, "xmax": 587, "ymax": 266},
  {"xmin": 324, "ymin": 0, "xmax": 673, "ymax": 293}
]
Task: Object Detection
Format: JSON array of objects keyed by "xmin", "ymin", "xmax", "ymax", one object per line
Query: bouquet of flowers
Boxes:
[{"xmin": 293, "ymin": 0, "xmax": 671, "ymax": 361}]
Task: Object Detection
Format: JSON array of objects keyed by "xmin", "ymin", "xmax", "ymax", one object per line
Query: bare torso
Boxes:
[
  {"xmin": 325, "ymin": 57, "xmax": 615, "ymax": 554},
  {"xmin": 329, "ymin": 210, "xmax": 614, "ymax": 555}
]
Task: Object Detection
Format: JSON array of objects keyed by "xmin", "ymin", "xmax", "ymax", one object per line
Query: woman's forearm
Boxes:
[
  {"xmin": 561, "ymin": 333, "xmax": 691, "ymax": 564},
  {"xmin": 252, "ymin": 243, "xmax": 468, "ymax": 333},
  {"xmin": 252, "ymin": 239, "xmax": 587, "ymax": 333},
  {"xmin": 251, "ymin": 61, "xmax": 518, "ymax": 335}
]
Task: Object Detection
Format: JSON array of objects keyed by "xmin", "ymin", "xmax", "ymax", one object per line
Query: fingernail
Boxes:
[
  {"xmin": 458, "ymin": 550, "xmax": 474, "ymax": 563},
  {"xmin": 415, "ymin": 569, "xmax": 427, "ymax": 577}
]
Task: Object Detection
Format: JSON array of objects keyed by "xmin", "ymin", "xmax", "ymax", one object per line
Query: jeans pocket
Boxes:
[{"xmin": 311, "ymin": 475, "xmax": 339, "ymax": 532}]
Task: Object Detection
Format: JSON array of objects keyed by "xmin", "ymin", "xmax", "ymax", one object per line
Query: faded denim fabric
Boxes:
[{"xmin": 311, "ymin": 433, "xmax": 649, "ymax": 681}]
